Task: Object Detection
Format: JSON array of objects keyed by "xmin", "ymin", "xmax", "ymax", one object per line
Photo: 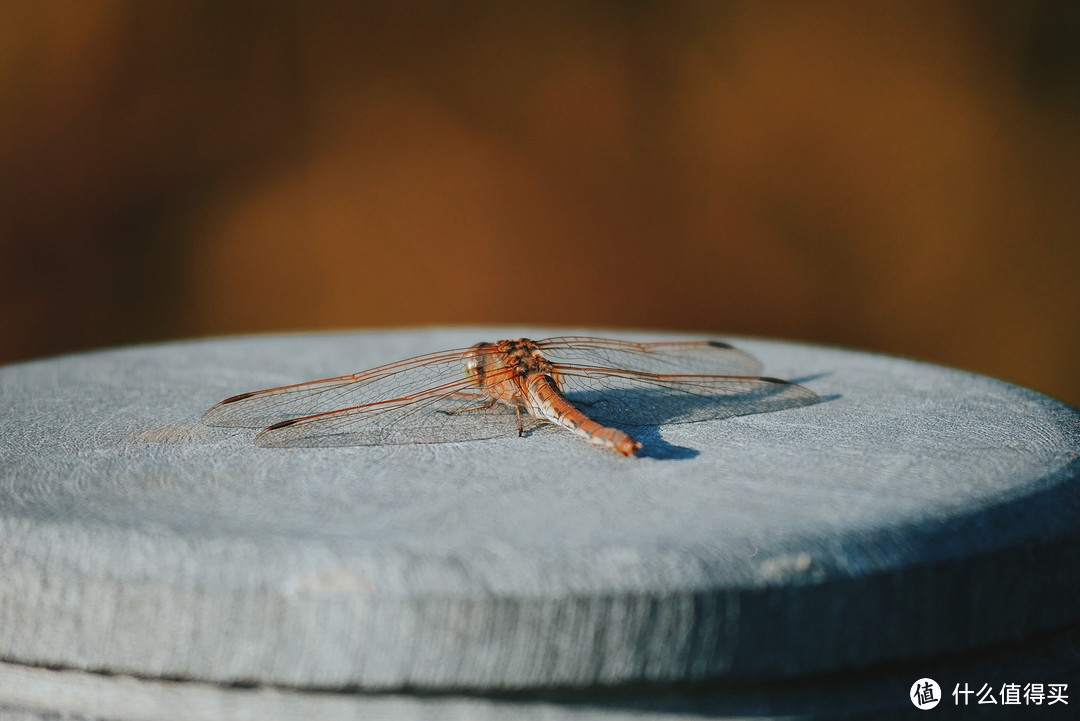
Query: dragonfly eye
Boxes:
[
  {"xmin": 463, "ymin": 342, "xmax": 502, "ymax": 386},
  {"xmin": 464, "ymin": 354, "xmax": 486, "ymax": 385}
]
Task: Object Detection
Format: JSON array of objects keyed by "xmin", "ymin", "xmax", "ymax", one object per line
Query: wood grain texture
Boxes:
[
  {"xmin": 0, "ymin": 327, "xmax": 1078, "ymax": 697},
  {"xmin": 2, "ymin": 624, "xmax": 1078, "ymax": 720}
]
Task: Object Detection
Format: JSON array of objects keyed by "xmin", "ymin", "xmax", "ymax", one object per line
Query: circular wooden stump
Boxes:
[{"xmin": 1, "ymin": 328, "xmax": 1078, "ymax": 719}]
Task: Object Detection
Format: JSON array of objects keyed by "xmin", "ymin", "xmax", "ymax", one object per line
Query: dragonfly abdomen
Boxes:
[{"xmin": 525, "ymin": 374, "xmax": 642, "ymax": 456}]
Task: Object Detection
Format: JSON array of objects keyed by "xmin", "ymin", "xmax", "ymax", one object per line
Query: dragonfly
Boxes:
[{"xmin": 202, "ymin": 336, "xmax": 818, "ymax": 456}]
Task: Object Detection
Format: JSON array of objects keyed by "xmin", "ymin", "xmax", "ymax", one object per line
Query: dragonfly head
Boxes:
[{"xmin": 464, "ymin": 342, "xmax": 494, "ymax": 386}]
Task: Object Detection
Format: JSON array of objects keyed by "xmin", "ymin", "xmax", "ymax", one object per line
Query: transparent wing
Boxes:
[
  {"xmin": 535, "ymin": 337, "xmax": 813, "ymax": 426},
  {"xmin": 252, "ymin": 377, "xmax": 538, "ymax": 448},
  {"xmin": 202, "ymin": 346, "xmax": 481, "ymax": 428},
  {"xmin": 555, "ymin": 366, "xmax": 819, "ymax": 427},
  {"xmin": 202, "ymin": 345, "xmax": 533, "ymax": 447},
  {"xmin": 536, "ymin": 336, "xmax": 764, "ymax": 376}
]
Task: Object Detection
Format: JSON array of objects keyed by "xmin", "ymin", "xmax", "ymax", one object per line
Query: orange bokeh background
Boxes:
[{"xmin": 2, "ymin": 3, "xmax": 1078, "ymax": 405}]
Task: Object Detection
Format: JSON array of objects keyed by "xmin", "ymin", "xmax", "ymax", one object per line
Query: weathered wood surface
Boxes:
[
  {"xmin": 2, "ymin": 624, "xmax": 1078, "ymax": 720},
  {"xmin": 0, "ymin": 328, "xmax": 1077, "ymax": 711}
]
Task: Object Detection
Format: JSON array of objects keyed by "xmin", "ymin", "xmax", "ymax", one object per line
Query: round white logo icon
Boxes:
[{"xmin": 911, "ymin": 678, "xmax": 941, "ymax": 710}]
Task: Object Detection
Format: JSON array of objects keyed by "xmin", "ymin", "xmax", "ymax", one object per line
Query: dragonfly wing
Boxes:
[
  {"xmin": 556, "ymin": 366, "xmax": 819, "ymax": 427},
  {"xmin": 202, "ymin": 346, "xmax": 482, "ymax": 428},
  {"xmin": 537, "ymin": 336, "xmax": 764, "ymax": 376},
  {"xmin": 253, "ymin": 383, "xmax": 535, "ymax": 448}
]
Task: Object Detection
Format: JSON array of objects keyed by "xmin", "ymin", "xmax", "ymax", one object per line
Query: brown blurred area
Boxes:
[{"xmin": 1, "ymin": 2, "xmax": 1078, "ymax": 405}]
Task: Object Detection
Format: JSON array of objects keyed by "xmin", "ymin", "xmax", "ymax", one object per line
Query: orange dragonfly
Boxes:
[{"xmin": 202, "ymin": 336, "xmax": 818, "ymax": 456}]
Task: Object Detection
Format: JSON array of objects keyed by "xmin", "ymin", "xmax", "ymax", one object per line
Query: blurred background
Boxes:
[{"xmin": 1, "ymin": 1, "xmax": 1077, "ymax": 405}]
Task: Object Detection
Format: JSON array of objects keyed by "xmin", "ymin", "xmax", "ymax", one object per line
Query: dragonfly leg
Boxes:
[{"xmin": 516, "ymin": 406, "xmax": 524, "ymax": 437}]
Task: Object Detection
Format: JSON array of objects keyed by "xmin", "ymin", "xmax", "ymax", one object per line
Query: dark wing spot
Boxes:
[
  {"xmin": 707, "ymin": 341, "xmax": 735, "ymax": 349},
  {"xmin": 266, "ymin": 418, "xmax": 302, "ymax": 430},
  {"xmin": 221, "ymin": 391, "xmax": 259, "ymax": 404},
  {"xmin": 759, "ymin": 376, "xmax": 791, "ymax": 384}
]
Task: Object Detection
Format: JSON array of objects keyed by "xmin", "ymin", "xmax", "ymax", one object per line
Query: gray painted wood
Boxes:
[
  {"xmin": 1, "ymin": 328, "xmax": 1078, "ymax": 706},
  {"xmin": 2, "ymin": 623, "xmax": 1077, "ymax": 720}
]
